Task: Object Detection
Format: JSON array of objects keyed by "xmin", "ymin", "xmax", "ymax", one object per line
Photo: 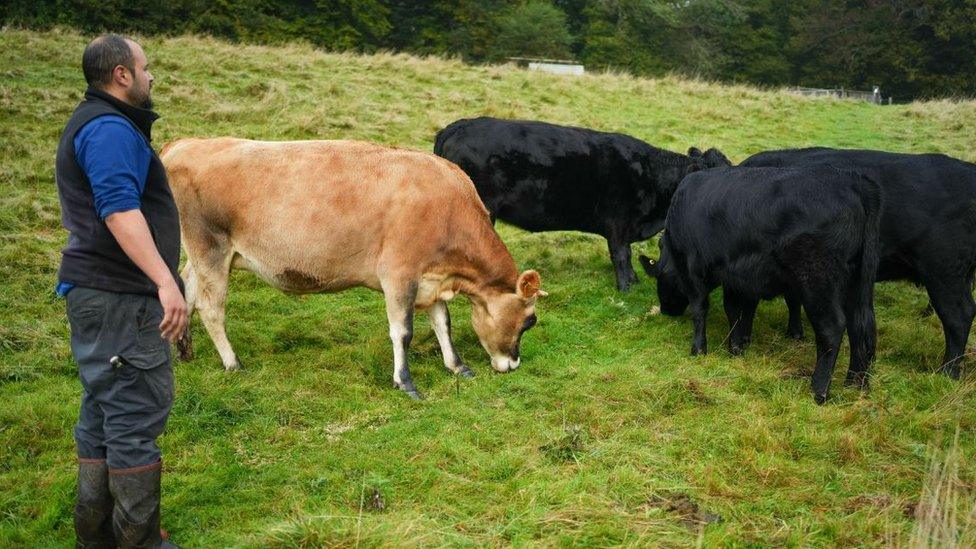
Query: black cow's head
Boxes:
[
  {"xmin": 638, "ymin": 239, "xmax": 688, "ymax": 316},
  {"xmin": 687, "ymin": 147, "xmax": 733, "ymax": 174}
]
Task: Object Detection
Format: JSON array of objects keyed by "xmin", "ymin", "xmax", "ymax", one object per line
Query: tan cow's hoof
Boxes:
[{"xmin": 396, "ymin": 381, "xmax": 424, "ymax": 400}]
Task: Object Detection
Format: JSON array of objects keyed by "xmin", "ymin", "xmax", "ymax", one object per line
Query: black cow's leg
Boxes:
[
  {"xmin": 804, "ymin": 294, "xmax": 846, "ymax": 405},
  {"xmin": 723, "ymin": 289, "xmax": 757, "ymax": 355},
  {"xmin": 785, "ymin": 291, "xmax": 805, "ymax": 340},
  {"xmin": 843, "ymin": 282, "xmax": 877, "ymax": 391},
  {"xmin": 926, "ymin": 277, "xmax": 975, "ymax": 379},
  {"xmin": 607, "ymin": 237, "xmax": 636, "ymax": 292},
  {"xmin": 690, "ymin": 292, "xmax": 710, "ymax": 356}
]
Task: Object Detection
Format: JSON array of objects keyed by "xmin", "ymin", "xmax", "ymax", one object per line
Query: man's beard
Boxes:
[{"xmin": 127, "ymin": 86, "xmax": 153, "ymax": 110}]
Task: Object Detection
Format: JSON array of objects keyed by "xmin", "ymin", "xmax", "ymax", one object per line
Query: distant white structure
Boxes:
[
  {"xmin": 528, "ymin": 61, "xmax": 584, "ymax": 75},
  {"xmin": 508, "ymin": 57, "xmax": 585, "ymax": 76}
]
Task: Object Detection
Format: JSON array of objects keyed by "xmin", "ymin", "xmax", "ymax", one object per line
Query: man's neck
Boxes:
[{"xmin": 99, "ymin": 86, "xmax": 133, "ymax": 107}]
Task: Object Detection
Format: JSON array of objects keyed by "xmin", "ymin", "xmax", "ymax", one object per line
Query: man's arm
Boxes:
[
  {"xmin": 75, "ymin": 117, "xmax": 186, "ymax": 342},
  {"xmin": 105, "ymin": 211, "xmax": 186, "ymax": 342}
]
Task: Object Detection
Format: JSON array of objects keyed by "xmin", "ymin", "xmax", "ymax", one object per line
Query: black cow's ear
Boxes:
[
  {"xmin": 687, "ymin": 147, "xmax": 702, "ymax": 157},
  {"xmin": 638, "ymin": 255, "xmax": 659, "ymax": 278}
]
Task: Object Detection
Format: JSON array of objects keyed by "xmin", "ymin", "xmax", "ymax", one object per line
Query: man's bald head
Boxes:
[
  {"xmin": 82, "ymin": 34, "xmax": 137, "ymax": 88},
  {"xmin": 81, "ymin": 34, "xmax": 154, "ymax": 109}
]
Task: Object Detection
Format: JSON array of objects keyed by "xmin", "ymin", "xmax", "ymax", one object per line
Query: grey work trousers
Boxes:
[{"xmin": 66, "ymin": 287, "xmax": 174, "ymax": 470}]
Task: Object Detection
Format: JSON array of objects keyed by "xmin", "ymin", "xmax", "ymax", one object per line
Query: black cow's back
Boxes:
[
  {"xmin": 741, "ymin": 148, "xmax": 976, "ymax": 283},
  {"xmin": 667, "ymin": 166, "xmax": 880, "ymax": 298},
  {"xmin": 434, "ymin": 117, "xmax": 689, "ymax": 237}
]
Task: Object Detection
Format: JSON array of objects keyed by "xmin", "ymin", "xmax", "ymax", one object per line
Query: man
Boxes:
[{"xmin": 55, "ymin": 33, "xmax": 186, "ymax": 549}]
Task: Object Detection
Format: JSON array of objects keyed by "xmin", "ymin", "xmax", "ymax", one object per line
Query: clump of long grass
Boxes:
[{"xmin": 889, "ymin": 428, "xmax": 976, "ymax": 548}]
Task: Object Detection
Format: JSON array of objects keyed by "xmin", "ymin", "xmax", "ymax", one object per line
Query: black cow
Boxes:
[
  {"xmin": 640, "ymin": 166, "xmax": 882, "ymax": 404},
  {"xmin": 433, "ymin": 117, "xmax": 731, "ymax": 291},
  {"xmin": 742, "ymin": 148, "xmax": 976, "ymax": 378}
]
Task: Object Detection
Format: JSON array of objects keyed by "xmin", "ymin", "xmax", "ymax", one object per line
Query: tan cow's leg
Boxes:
[
  {"xmin": 190, "ymin": 248, "xmax": 239, "ymax": 371},
  {"xmin": 429, "ymin": 301, "xmax": 474, "ymax": 378},
  {"xmin": 382, "ymin": 280, "xmax": 422, "ymax": 399}
]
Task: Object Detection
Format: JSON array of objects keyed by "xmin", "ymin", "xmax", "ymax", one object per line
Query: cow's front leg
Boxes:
[
  {"xmin": 723, "ymin": 289, "xmax": 757, "ymax": 355},
  {"xmin": 383, "ymin": 281, "xmax": 423, "ymax": 400},
  {"xmin": 607, "ymin": 237, "xmax": 637, "ymax": 292},
  {"xmin": 429, "ymin": 300, "xmax": 474, "ymax": 378}
]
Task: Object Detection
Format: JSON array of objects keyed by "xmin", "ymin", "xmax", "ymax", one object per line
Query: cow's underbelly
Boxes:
[{"xmin": 230, "ymin": 247, "xmax": 379, "ymax": 294}]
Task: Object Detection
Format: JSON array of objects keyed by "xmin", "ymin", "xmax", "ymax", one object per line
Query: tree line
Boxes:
[{"xmin": 5, "ymin": 0, "xmax": 974, "ymax": 101}]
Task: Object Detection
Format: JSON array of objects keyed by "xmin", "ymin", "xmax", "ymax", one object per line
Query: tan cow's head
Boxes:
[{"xmin": 471, "ymin": 270, "xmax": 546, "ymax": 372}]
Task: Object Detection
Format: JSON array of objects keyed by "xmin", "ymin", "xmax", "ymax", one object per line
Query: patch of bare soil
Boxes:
[{"xmin": 646, "ymin": 492, "xmax": 722, "ymax": 528}]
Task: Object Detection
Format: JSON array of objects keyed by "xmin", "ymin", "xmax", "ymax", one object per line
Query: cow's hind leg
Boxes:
[
  {"xmin": 382, "ymin": 279, "xmax": 423, "ymax": 400},
  {"xmin": 188, "ymin": 241, "xmax": 238, "ymax": 371},
  {"xmin": 802, "ymin": 289, "xmax": 846, "ymax": 405},
  {"xmin": 176, "ymin": 261, "xmax": 198, "ymax": 361},
  {"xmin": 843, "ymin": 273, "xmax": 877, "ymax": 391},
  {"xmin": 607, "ymin": 237, "xmax": 637, "ymax": 292},
  {"xmin": 784, "ymin": 291, "xmax": 804, "ymax": 340},
  {"xmin": 429, "ymin": 300, "xmax": 474, "ymax": 378},
  {"xmin": 723, "ymin": 288, "xmax": 757, "ymax": 355},
  {"xmin": 925, "ymin": 275, "xmax": 975, "ymax": 379}
]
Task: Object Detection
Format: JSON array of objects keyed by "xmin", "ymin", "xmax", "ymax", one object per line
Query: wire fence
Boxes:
[{"xmin": 787, "ymin": 86, "xmax": 887, "ymax": 104}]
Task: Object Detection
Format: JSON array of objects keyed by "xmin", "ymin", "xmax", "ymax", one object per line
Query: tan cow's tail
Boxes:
[
  {"xmin": 163, "ymin": 139, "xmax": 196, "ymax": 361},
  {"xmin": 177, "ymin": 260, "xmax": 197, "ymax": 361}
]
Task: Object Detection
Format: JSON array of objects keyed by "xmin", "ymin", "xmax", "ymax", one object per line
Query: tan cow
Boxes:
[{"xmin": 161, "ymin": 138, "xmax": 545, "ymax": 399}]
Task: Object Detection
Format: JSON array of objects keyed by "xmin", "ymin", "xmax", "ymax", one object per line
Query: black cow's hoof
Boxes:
[
  {"xmin": 457, "ymin": 365, "xmax": 476, "ymax": 378},
  {"xmin": 787, "ymin": 330, "xmax": 804, "ymax": 341},
  {"xmin": 728, "ymin": 345, "xmax": 744, "ymax": 356},
  {"xmin": 938, "ymin": 364, "xmax": 962, "ymax": 380},
  {"xmin": 405, "ymin": 389, "xmax": 425, "ymax": 401},
  {"xmin": 844, "ymin": 372, "xmax": 870, "ymax": 390},
  {"xmin": 813, "ymin": 392, "xmax": 828, "ymax": 405}
]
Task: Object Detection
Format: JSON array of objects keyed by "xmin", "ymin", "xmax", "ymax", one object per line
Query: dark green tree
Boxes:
[{"xmin": 492, "ymin": 1, "xmax": 574, "ymax": 60}]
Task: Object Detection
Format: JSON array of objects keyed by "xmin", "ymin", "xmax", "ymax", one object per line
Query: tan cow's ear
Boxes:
[{"xmin": 517, "ymin": 270, "xmax": 544, "ymax": 299}]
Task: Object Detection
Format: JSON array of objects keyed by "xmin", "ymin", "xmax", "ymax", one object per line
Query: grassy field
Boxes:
[{"xmin": 2, "ymin": 28, "xmax": 975, "ymax": 547}]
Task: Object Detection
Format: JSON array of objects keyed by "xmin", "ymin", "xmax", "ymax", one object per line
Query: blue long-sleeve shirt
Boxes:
[{"xmin": 57, "ymin": 114, "xmax": 153, "ymax": 297}]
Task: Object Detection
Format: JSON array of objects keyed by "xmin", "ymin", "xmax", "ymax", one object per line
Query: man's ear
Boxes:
[{"xmin": 112, "ymin": 64, "xmax": 129, "ymax": 86}]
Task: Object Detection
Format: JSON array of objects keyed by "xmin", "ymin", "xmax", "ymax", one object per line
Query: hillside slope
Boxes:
[{"xmin": 1, "ymin": 29, "xmax": 974, "ymax": 546}]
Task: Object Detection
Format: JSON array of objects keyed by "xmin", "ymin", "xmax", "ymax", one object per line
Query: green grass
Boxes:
[{"xmin": 2, "ymin": 28, "xmax": 975, "ymax": 547}]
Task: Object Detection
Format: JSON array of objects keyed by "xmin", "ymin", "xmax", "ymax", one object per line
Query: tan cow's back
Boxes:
[{"xmin": 162, "ymin": 138, "xmax": 514, "ymax": 295}]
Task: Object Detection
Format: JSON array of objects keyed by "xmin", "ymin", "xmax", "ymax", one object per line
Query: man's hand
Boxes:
[
  {"xmin": 158, "ymin": 280, "xmax": 187, "ymax": 343},
  {"xmin": 105, "ymin": 210, "xmax": 186, "ymax": 343}
]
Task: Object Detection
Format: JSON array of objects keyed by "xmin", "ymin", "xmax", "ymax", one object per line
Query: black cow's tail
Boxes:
[{"xmin": 848, "ymin": 171, "xmax": 883, "ymax": 385}]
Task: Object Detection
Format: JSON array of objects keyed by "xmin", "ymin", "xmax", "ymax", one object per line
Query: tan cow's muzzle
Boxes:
[{"xmin": 491, "ymin": 355, "xmax": 521, "ymax": 373}]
